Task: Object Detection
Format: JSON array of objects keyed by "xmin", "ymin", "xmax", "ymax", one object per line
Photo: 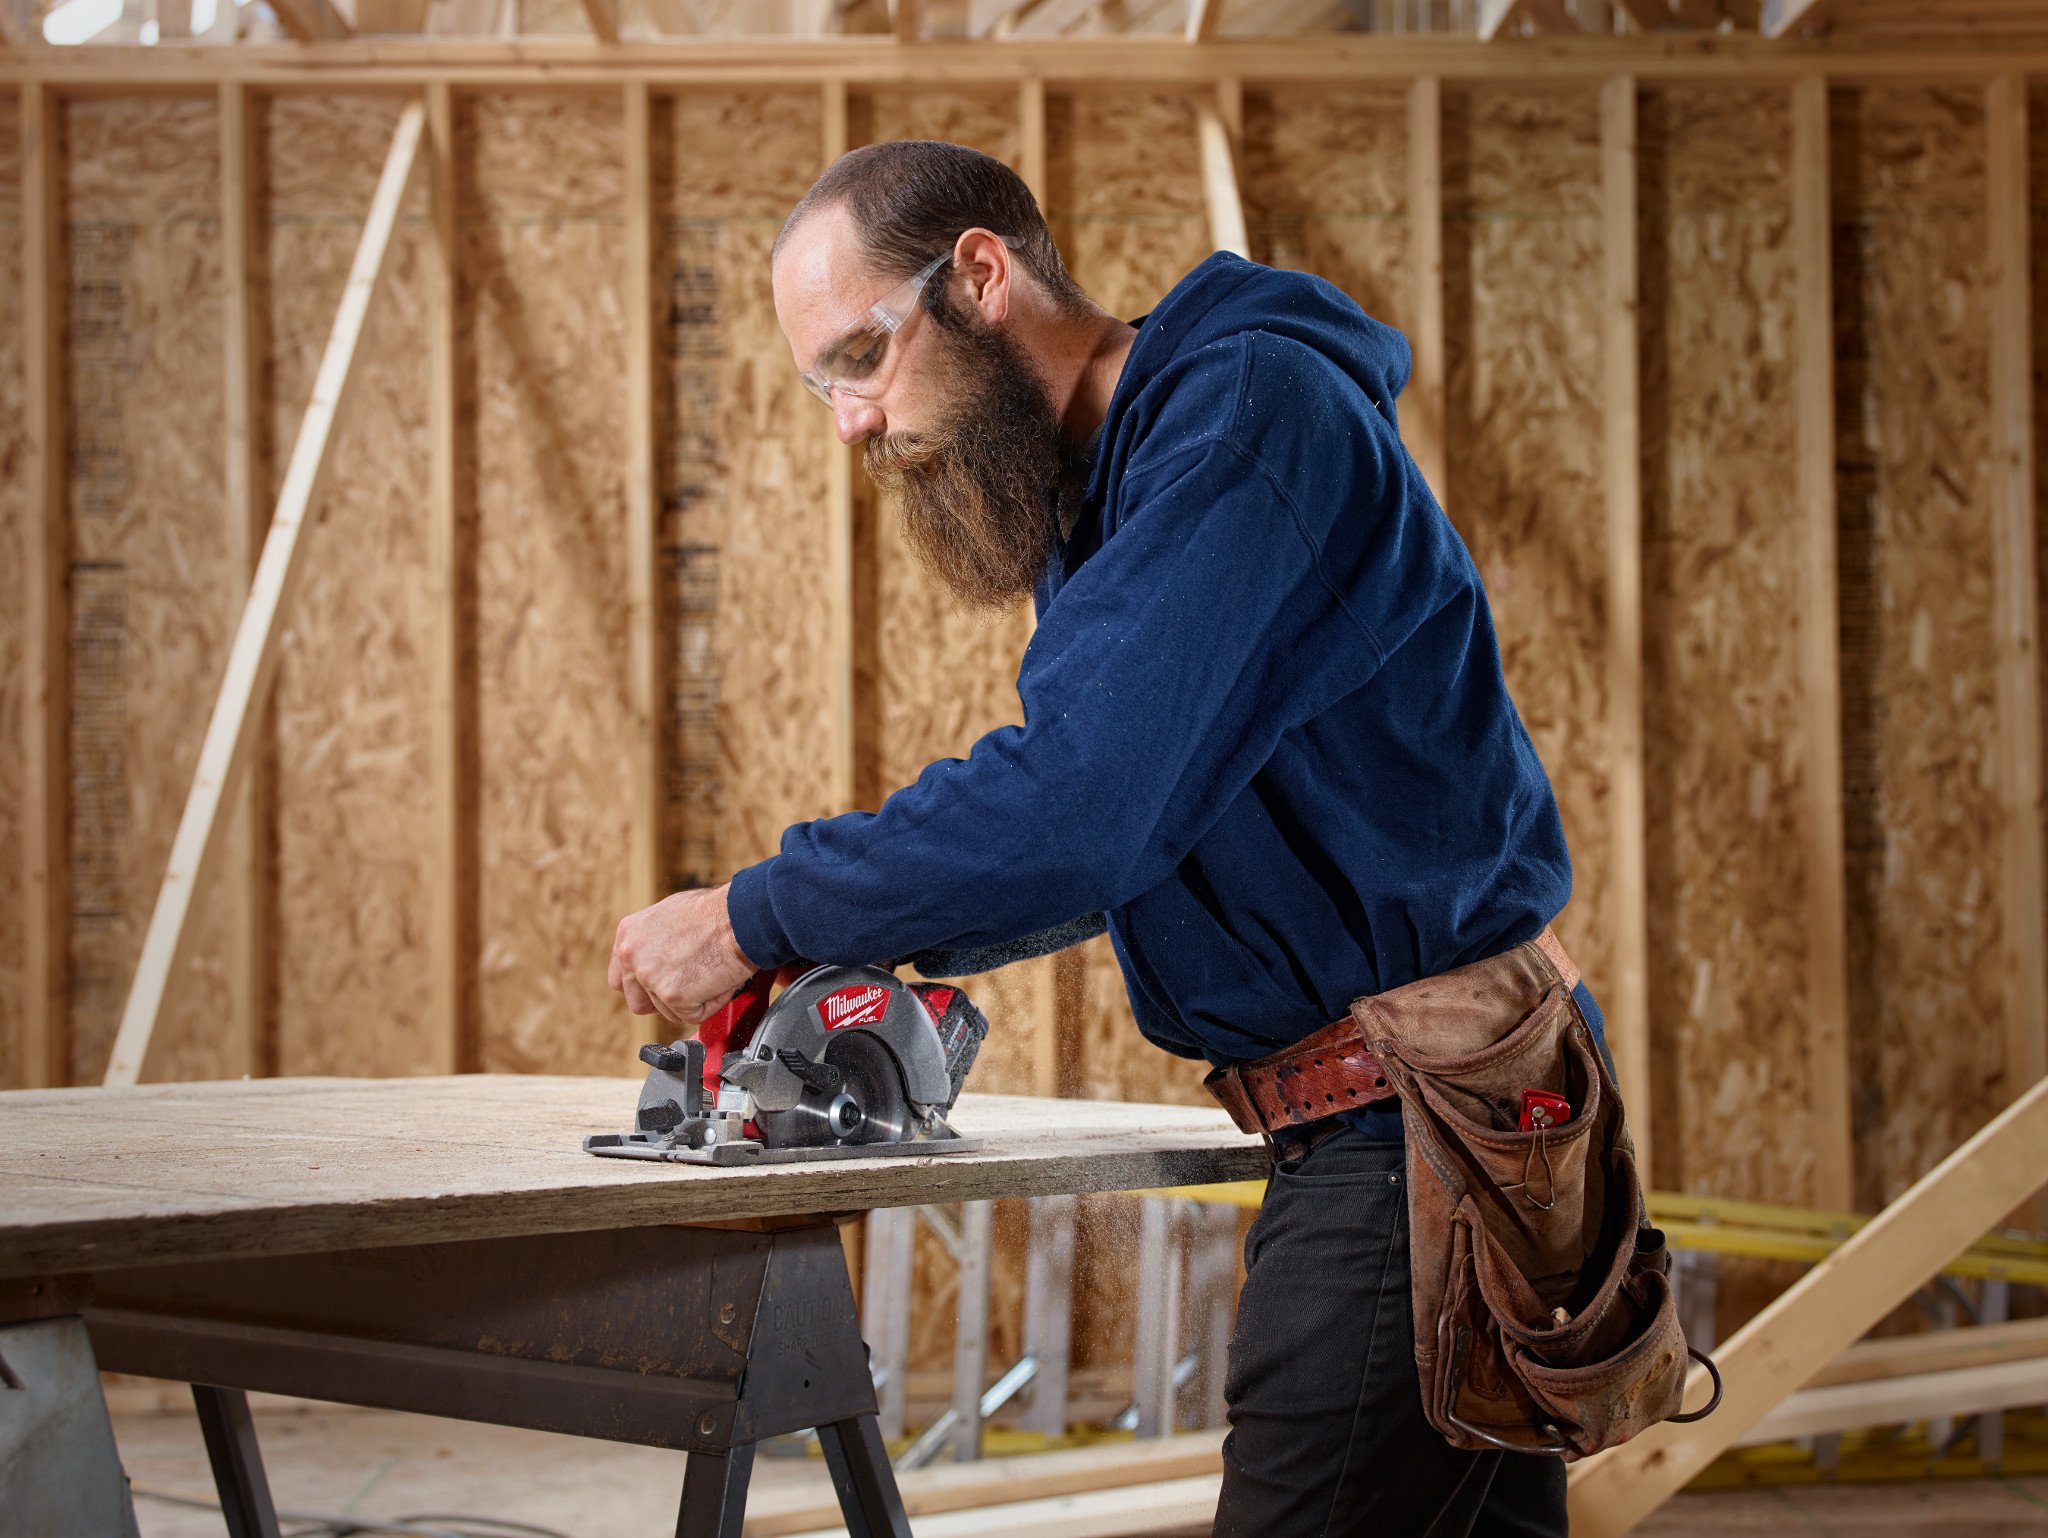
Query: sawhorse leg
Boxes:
[
  {"xmin": 819, "ymin": 1414, "xmax": 912, "ymax": 1538},
  {"xmin": 191, "ymin": 1384, "xmax": 283, "ymax": 1538},
  {"xmin": 677, "ymin": 1417, "xmax": 907, "ymax": 1538},
  {"xmin": 677, "ymin": 1441, "xmax": 756, "ymax": 1538}
]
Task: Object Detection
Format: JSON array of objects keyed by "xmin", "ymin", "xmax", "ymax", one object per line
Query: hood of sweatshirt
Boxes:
[{"xmin": 1081, "ymin": 251, "xmax": 1413, "ymax": 512}]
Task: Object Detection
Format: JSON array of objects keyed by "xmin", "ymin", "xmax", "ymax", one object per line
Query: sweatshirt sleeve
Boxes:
[{"xmin": 727, "ymin": 340, "xmax": 1404, "ymax": 971}]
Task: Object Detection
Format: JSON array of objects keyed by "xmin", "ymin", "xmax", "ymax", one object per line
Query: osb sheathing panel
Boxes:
[
  {"xmin": 1637, "ymin": 87, "xmax": 1810, "ymax": 1212},
  {"xmin": 1440, "ymin": 88, "xmax": 1614, "ymax": 1059},
  {"xmin": 0, "ymin": 102, "xmax": 23, "ymax": 1088},
  {"xmin": 1241, "ymin": 86, "xmax": 1410, "ymax": 335},
  {"xmin": 860, "ymin": 87, "xmax": 1048, "ymax": 1104},
  {"xmin": 1049, "ymin": 92, "xmax": 1210, "ymax": 332},
  {"xmin": 465, "ymin": 94, "xmax": 635, "ymax": 1074},
  {"xmin": 265, "ymin": 95, "xmax": 436, "ymax": 1077},
  {"xmin": 63, "ymin": 97, "xmax": 234, "ymax": 1085},
  {"xmin": 1834, "ymin": 87, "xmax": 2004, "ymax": 1210},
  {"xmin": 1637, "ymin": 86, "xmax": 1808, "ymax": 1338}
]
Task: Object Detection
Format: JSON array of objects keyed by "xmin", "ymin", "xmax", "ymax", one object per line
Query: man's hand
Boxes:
[{"xmin": 607, "ymin": 884, "xmax": 761, "ymax": 1029}]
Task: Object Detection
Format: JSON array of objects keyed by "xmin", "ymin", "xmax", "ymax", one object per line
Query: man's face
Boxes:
[{"xmin": 773, "ymin": 206, "xmax": 1077, "ymax": 614}]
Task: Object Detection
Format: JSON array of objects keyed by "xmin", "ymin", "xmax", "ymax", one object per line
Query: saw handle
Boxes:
[{"xmin": 695, "ymin": 963, "xmax": 810, "ymax": 1100}]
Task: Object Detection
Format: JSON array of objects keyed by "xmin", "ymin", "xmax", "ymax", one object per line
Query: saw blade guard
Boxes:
[{"xmin": 721, "ymin": 964, "xmax": 955, "ymax": 1117}]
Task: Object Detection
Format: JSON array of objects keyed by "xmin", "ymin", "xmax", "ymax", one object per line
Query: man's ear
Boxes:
[{"xmin": 952, "ymin": 227, "xmax": 1013, "ymax": 325}]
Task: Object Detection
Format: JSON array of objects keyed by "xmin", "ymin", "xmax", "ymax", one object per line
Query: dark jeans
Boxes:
[{"xmin": 1211, "ymin": 1125, "xmax": 1570, "ymax": 1538}]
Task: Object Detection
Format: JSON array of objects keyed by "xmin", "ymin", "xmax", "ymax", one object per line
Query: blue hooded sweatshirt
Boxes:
[{"xmin": 728, "ymin": 253, "xmax": 1597, "ymax": 1131}]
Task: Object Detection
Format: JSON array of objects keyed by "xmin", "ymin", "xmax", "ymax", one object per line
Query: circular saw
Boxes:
[{"xmin": 584, "ymin": 964, "xmax": 988, "ymax": 1165}]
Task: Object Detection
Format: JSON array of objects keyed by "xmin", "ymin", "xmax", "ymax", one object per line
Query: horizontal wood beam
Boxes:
[
  {"xmin": 1805, "ymin": 1315, "xmax": 2048, "ymax": 1390},
  {"xmin": 13, "ymin": 35, "xmax": 2048, "ymax": 87},
  {"xmin": 101, "ymin": 101, "xmax": 426, "ymax": 1087},
  {"xmin": 1568, "ymin": 1068, "xmax": 2048, "ymax": 1533},
  {"xmin": 1741, "ymin": 1357, "xmax": 2048, "ymax": 1445}
]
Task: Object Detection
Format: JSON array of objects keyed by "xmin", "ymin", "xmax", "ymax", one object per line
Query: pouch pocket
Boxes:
[
  {"xmin": 1507, "ymin": 1268, "xmax": 1689, "ymax": 1457},
  {"xmin": 1473, "ymin": 1139, "xmax": 1645, "ymax": 1357},
  {"xmin": 1407, "ymin": 1017, "xmax": 1609, "ymax": 1299}
]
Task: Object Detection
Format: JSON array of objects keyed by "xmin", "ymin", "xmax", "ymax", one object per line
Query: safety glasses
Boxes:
[{"xmin": 798, "ymin": 236, "xmax": 1023, "ymax": 408}]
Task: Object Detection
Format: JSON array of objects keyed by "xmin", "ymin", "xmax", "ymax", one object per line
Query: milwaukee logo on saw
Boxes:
[{"xmin": 817, "ymin": 984, "xmax": 892, "ymax": 1031}]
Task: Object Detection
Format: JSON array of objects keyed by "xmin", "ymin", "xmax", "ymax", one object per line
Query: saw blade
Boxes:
[{"xmin": 755, "ymin": 1029, "xmax": 917, "ymax": 1150}]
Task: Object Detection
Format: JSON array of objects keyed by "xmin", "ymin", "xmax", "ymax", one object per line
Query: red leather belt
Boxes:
[{"xmin": 1202, "ymin": 926, "xmax": 1581, "ymax": 1139}]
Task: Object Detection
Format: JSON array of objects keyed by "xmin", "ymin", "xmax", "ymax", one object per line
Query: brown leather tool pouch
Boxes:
[{"xmin": 1355, "ymin": 936, "xmax": 1719, "ymax": 1460}]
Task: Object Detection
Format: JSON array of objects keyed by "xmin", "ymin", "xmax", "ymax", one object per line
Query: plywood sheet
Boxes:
[
  {"xmin": 1637, "ymin": 86, "xmax": 1810, "ymax": 1216},
  {"xmin": 0, "ymin": 1078, "xmax": 1268, "ymax": 1280},
  {"xmin": 464, "ymin": 94, "xmax": 634, "ymax": 1075},
  {"xmin": 1440, "ymin": 86, "xmax": 1612, "ymax": 1078},
  {"xmin": 1832, "ymin": 86, "xmax": 2004, "ymax": 1210},
  {"xmin": 656, "ymin": 90, "xmax": 836, "ymax": 898},
  {"xmin": 0, "ymin": 98, "xmax": 24, "ymax": 1089},
  {"xmin": 63, "ymin": 96, "xmax": 233, "ymax": 1086},
  {"xmin": 265, "ymin": 94, "xmax": 437, "ymax": 1078}
]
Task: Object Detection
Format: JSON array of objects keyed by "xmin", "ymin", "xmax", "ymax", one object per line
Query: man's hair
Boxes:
[{"xmin": 772, "ymin": 139, "xmax": 1089, "ymax": 315}]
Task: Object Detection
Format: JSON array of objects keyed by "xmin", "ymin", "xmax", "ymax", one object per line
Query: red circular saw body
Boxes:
[{"xmin": 694, "ymin": 963, "xmax": 809, "ymax": 1102}]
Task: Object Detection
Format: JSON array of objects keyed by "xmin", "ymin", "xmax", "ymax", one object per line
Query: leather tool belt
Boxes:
[
  {"xmin": 1203, "ymin": 924, "xmax": 1719, "ymax": 1461},
  {"xmin": 1204, "ymin": 927, "xmax": 1580, "ymax": 1138}
]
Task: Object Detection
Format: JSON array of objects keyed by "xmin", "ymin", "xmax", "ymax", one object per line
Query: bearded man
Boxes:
[{"xmin": 607, "ymin": 139, "xmax": 1596, "ymax": 1538}]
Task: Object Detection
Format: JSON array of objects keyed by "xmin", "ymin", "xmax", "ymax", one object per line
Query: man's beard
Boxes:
[{"xmin": 863, "ymin": 314, "xmax": 1079, "ymax": 616}]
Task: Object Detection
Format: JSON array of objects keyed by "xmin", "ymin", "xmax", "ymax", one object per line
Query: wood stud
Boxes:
[
  {"xmin": 20, "ymin": 80, "xmax": 68, "ymax": 1091},
  {"xmin": 1015, "ymin": 76, "xmax": 1080, "ymax": 1103},
  {"xmin": 1405, "ymin": 75, "xmax": 1447, "ymax": 507},
  {"xmin": 822, "ymin": 77, "xmax": 857, "ymax": 816},
  {"xmin": 1195, "ymin": 80, "xmax": 1247, "ymax": 259},
  {"xmin": 1986, "ymin": 73, "xmax": 2048, "ymax": 1129},
  {"xmin": 1600, "ymin": 74, "xmax": 1653, "ymax": 1177},
  {"xmin": 428, "ymin": 81, "xmax": 478, "ymax": 1076},
  {"xmin": 1791, "ymin": 74, "xmax": 1855, "ymax": 1212},
  {"xmin": 625, "ymin": 79, "xmax": 662, "ymax": 909},
  {"xmin": 220, "ymin": 81, "xmax": 274, "ymax": 1080}
]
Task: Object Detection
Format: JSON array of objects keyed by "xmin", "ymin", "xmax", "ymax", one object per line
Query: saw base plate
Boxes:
[{"xmin": 583, "ymin": 1132, "xmax": 983, "ymax": 1165}]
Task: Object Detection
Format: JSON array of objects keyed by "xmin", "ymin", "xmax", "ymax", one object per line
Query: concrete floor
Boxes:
[{"xmin": 111, "ymin": 1401, "xmax": 2048, "ymax": 1537}]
